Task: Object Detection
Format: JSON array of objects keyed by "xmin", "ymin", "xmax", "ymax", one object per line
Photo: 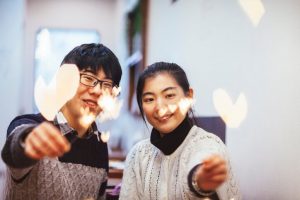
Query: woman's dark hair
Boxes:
[
  {"xmin": 136, "ymin": 62, "xmax": 196, "ymax": 124},
  {"xmin": 61, "ymin": 43, "xmax": 122, "ymax": 86}
]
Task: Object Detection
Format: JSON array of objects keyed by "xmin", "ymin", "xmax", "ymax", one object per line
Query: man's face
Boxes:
[{"xmin": 62, "ymin": 68, "xmax": 113, "ymax": 120}]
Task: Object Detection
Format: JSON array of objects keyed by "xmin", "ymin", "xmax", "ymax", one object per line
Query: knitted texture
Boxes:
[
  {"xmin": 4, "ymin": 158, "xmax": 107, "ymax": 200},
  {"xmin": 120, "ymin": 126, "xmax": 241, "ymax": 200}
]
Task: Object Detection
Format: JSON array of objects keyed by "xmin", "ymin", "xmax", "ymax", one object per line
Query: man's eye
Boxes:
[
  {"xmin": 83, "ymin": 76, "xmax": 94, "ymax": 82},
  {"xmin": 103, "ymin": 82, "xmax": 113, "ymax": 88}
]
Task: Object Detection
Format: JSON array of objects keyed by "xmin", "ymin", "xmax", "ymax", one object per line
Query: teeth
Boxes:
[
  {"xmin": 86, "ymin": 101, "xmax": 96, "ymax": 106},
  {"xmin": 159, "ymin": 115, "xmax": 171, "ymax": 121}
]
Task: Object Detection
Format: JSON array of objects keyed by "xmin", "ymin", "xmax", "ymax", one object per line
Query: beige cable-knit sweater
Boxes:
[{"xmin": 4, "ymin": 158, "xmax": 107, "ymax": 200}]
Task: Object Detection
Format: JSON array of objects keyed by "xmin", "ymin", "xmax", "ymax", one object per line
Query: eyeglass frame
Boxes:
[{"xmin": 79, "ymin": 73, "xmax": 115, "ymax": 91}]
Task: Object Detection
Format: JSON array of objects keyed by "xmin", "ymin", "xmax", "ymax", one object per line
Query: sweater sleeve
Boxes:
[
  {"xmin": 184, "ymin": 128, "xmax": 241, "ymax": 200},
  {"xmin": 1, "ymin": 115, "xmax": 41, "ymax": 174}
]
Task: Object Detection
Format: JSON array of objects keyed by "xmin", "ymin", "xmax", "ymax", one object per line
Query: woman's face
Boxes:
[{"xmin": 142, "ymin": 73, "xmax": 193, "ymax": 134}]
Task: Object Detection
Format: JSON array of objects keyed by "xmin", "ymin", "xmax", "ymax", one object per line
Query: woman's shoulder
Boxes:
[
  {"xmin": 188, "ymin": 126, "xmax": 225, "ymax": 145},
  {"xmin": 126, "ymin": 138, "xmax": 153, "ymax": 156}
]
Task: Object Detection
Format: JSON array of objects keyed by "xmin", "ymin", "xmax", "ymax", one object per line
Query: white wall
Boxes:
[
  {"xmin": 0, "ymin": 0, "xmax": 25, "ymax": 167},
  {"xmin": 21, "ymin": 0, "xmax": 121, "ymax": 114},
  {"xmin": 147, "ymin": 0, "xmax": 300, "ymax": 199}
]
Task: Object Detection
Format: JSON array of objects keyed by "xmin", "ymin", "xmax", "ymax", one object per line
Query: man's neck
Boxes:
[{"xmin": 60, "ymin": 109, "xmax": 89, "ymax": 138}]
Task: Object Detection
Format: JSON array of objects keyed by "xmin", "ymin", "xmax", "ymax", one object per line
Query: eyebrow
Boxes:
[
  {"xmin": 142, "ymin": 87, "xmax": 177, "ymax": 97},
  {"xmin": 81, "ymin": 70, "xmax": 112, "ymax": 81},
  {"xmin": 81, "ymin": 69, "xmax": 96, "ymax": 74}
]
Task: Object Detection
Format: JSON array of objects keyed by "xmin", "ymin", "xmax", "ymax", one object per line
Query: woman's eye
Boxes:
[
  {"xmin": 166, "ymin": 94, "xmax": 175, "ymax": 99},
  {"xmin": 143, "ymin": 98, "xmax": 154, "ymax": 103}
]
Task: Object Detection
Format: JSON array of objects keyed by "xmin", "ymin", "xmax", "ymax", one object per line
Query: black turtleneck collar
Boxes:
[{"xmin": 150, "ymin": 116, "xmax": 193, "ymax": 155}]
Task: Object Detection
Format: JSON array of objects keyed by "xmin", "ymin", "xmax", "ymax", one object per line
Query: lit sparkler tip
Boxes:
[
  {"xmin": 178, "ymin": 97, "xmax": 195, "ymax": 114},
  {"xmin": 101, "ymin": 131, "xmax": 110, "ymax": 143},
  {"xmin": 112, "ymin": 86, "xmax": 121, "ymax": 96},
  {"xmin": 167, "ymin": 104, "xmax": 177, "ymax": 113},
  {"xmin": 79, "ymin": 107, "xmax": 97, "ymax": 128},
  {"xmin": 97, "ymin": 92, "xmax": 123, "ymax": 123},
  {"xmin": 158, "ymin": 107, "xmax": 168, "ymax": 117}
]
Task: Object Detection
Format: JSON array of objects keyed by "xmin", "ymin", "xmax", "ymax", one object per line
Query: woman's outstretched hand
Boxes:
[{"xmin": 195, "ymin": 154, "xmax": 228, "ymax": 191}]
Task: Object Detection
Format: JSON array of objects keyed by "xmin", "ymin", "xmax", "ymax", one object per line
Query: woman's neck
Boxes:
[{"xmin": 151, "ymin": 116, "xmax": 192, "ymax": 155}]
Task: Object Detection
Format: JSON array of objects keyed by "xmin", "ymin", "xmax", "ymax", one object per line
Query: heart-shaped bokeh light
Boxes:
[
  {"xmin": 238, "ymin": 0, "xmax": 265, "ymax": 27},
  {"xmin": 213, "ymin": 88, "xmax": 248, "ymax": 128},
  {"xmin": 34, "ymin": 64, "xmax": 80, "ymax": 120}
]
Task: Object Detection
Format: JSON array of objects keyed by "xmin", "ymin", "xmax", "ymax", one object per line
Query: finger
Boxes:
[
  {"xmin": 30, "ymin": 129, "xmax": 63, "ymax": 157},
  {"xmin": 204, "ymin": 163, "xmax": 227, "ymax": 178},
  {"xmin": 34, "ymin": 126, "xmax": 67, "ymax": 156},
  {"xmin": 203, "ymin": 166, "xmax": 227, "ymax": 180},
  {"xmin": 40, "ymin": 123, "xmax": 71, "ymax": 153},
  {"xmin": 24, "ymin": 139, "xmax": 44, "ymax": 160},
  {"xmin": 208, "ymin": 173, "xmax": 227, "ymax": 184},
  {"xmin": 26, "ymin": 131, "xmax": 52, "ymax": 157},
  {"xmin": 203, "ymin": 156, "xmax": 226, "ymax": 171}
]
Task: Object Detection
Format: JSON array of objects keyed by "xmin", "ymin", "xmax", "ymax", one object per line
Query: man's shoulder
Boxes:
[
  {"xmin": 7, "ymin": 113, "xmax": 47, "ymax": 135},
  {"xmin": 11, "ymin": 113, "xmax": 46, "ymax": 123}
]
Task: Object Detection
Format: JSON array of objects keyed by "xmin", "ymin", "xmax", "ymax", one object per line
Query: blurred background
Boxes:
[{"xmin": 0, "ymin": 0, "xmax": 300, "ymax": 199}]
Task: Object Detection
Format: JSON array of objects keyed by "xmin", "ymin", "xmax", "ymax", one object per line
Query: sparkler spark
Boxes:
[
  {"xmin": 158, "ymin": 107, "xmax": 168, "ymax": 117},
  {"xmin": 97, "ymin": 87, "xmax": 123, "ymax": 122},
  {"xmin": 100, "ymin": 131, "xmax": 110, "ymax": 143},
  {"xmin": 178, "ymin": 97, "xmax": 195, "ymax": 115},
  {"xmin": 157, "ymin": 97, "xmax": 195, "ymax": 117},
  {"xmin": 167, "ymin": 104, "xmax": 177, "ymax": 113},
  {"xmin": 112, "ymin": 86, "xmax": 121, "ymax": 97},
  {"xmin": 79, "ymin": 107, "xmax": 97, "ymax": 129}
]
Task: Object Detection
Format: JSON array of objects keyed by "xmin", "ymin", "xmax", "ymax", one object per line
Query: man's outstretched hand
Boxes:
[{"xmin": 24, "ymin": 122, "xmax": 71, "ymax": 160}]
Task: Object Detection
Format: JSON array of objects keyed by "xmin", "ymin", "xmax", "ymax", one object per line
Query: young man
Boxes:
[{"xmin": 1, "ymin": 43, "xmax": 122, "ymax": 200}]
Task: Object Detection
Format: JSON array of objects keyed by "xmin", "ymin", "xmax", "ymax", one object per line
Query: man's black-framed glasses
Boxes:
[{"xmin": 80, "ymin": 73, "xmax": 114, "ymax": 91}]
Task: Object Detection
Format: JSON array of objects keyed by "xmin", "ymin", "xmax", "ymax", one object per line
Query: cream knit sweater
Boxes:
[{"xmin": 120, "ymin": 126, "xmax": 241, "ymax": 200}]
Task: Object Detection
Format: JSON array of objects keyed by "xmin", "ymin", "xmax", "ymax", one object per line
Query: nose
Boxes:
[
  {"xmin": 89, "ymin": 82, "xmax": 103, "ymax": 96},
  {"xmin": 155, "ymin": 98, "xmax": 168, "ymax": 117}
]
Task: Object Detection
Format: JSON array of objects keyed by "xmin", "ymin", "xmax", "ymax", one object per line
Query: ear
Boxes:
[{"xmin": 187, "ymin": 88, "xmax": 194, "ymax": 99}]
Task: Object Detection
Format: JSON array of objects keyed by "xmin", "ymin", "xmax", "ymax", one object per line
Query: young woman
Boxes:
[{"xmin": 120, "ymin": 62, "xmax": 241, "ymax": 200}]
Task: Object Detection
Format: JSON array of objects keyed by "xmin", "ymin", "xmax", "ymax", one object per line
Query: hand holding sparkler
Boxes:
[
  {"xmin": 194, "ymin": 154, "xmax": 228, "ymax": 192},
  {"xmin": 24, "ymin": 122, "xmax": 71, "ymax": 160}
]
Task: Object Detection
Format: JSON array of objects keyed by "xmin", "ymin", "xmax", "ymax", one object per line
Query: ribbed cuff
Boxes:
[
  {"xmin": 187, "ymin": 164, "xmax": 216, "ymax": 198},
  {"xmin": 3, "ymin": 124, "xmax": 38, "ymax": 168}
]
